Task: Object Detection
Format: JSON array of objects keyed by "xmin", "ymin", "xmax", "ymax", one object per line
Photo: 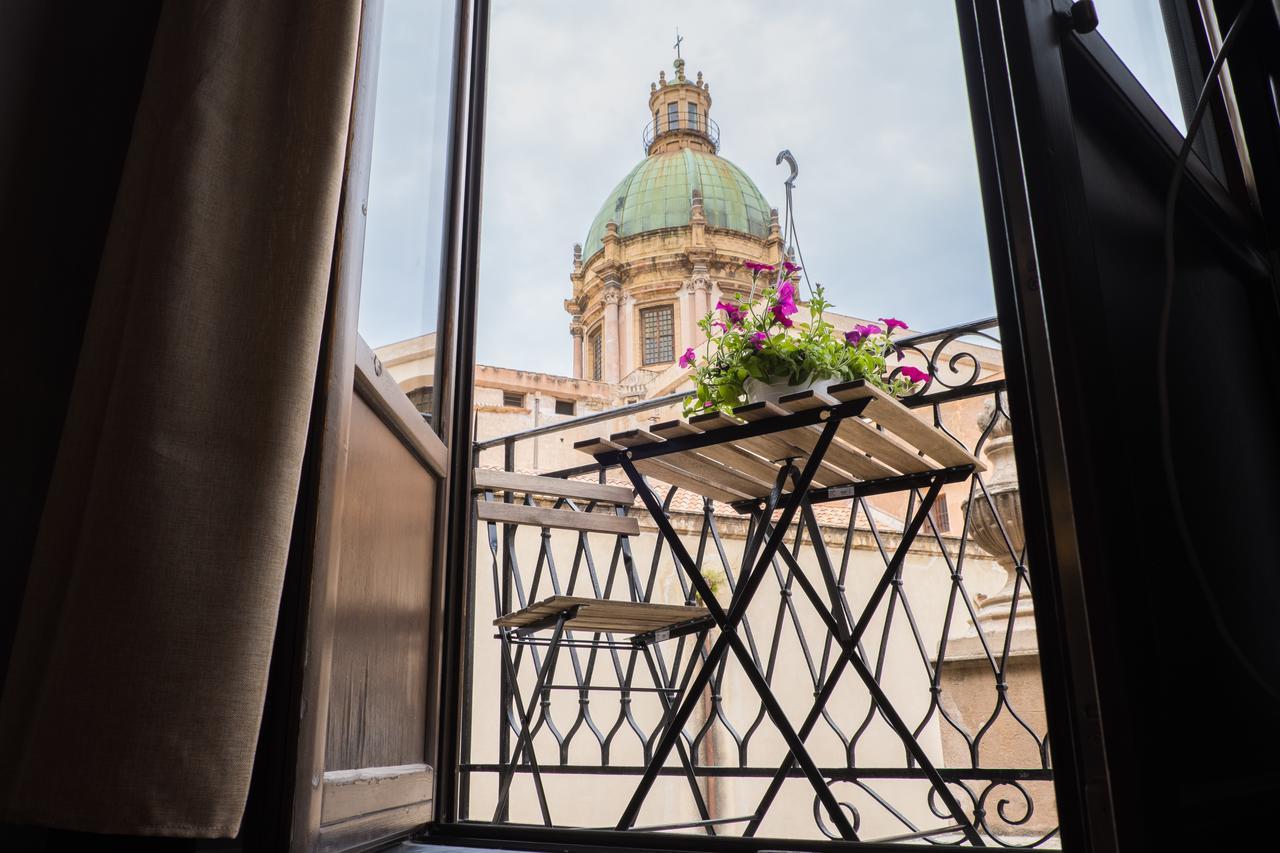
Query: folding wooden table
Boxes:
[{"xmin": 575, "ymin": 379, "xmax": 989, "ymax": 844}]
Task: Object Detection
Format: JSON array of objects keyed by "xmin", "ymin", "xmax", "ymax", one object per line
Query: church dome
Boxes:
[{"xmin": 583, "ymin": 148, "xmax": 772, "ymax": 260}]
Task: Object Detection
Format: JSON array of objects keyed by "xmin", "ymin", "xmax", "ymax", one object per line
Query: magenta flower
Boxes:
[
  {"xmin": 769, "ymin": 281, "xmax": 799, "ymax": 328},
  {"xmin": 702, "ymin": 400, "xmax": 714, "ymax": 408},
  {"xmin": 743, "ymin": 261, "xmax": 776, "ymax": 274},
  {"xmin": 880, "ymin": 317, "xmax": 908, "ymax": 333},
  {"xmin": 844, "ymin": 329, "xmax": 863, "ymax": 346},
  {"xmin": 750, "ymin": 331, "xmax": 768, "ymax": 349},
  {"xmin": 900, "ymin": 366, "xmax": 929, "ymax": 384},
  {"xmin": 679, "ymin": 347, "xmax": 697, "ymax": 369},
  {"xmin": 853, "ymin": 322, "xmax": 882, "ymax": 339},
  {"xmin": 715, "ymin": 300, "xmax": 746, "ymax": 325},
  {"xmin": 712, "ymin": 321, "xmax": 728, "ymax": 334},
  {"xmin": 783, "ymin": 260, "xmax": 802, "ymax": 274}
]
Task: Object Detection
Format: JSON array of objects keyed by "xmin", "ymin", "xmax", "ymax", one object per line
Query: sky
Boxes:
[{"xmin": 358, "ymin": 0, "xmax": 1182, "ymax": 376}]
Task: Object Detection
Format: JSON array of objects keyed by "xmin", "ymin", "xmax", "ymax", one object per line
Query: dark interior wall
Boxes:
[
  {"xmin": 1058, "ymin": 34, "xmax": 1280, "ymax": 849},
  {"xmin": 1, "ymin": 4, "xmax": 166, "ymax": 851},
  {"xmin": 2, "ymin": 2, "xmax": 162, "ymax": 685}
]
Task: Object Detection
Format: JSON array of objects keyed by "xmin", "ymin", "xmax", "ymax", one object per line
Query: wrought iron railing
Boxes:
[
  {"xmin": 461, "ymin": 319, "xmax": 1059, "ymax": 847},
  {"xmin": 642, "ymin": 114, "xmax": 721, "ymax": 152}
]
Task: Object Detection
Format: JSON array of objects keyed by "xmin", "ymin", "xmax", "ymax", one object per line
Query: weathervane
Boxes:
[{"xmin": 673, "ymin": 27, "xmax": 683, "ymax": 61}]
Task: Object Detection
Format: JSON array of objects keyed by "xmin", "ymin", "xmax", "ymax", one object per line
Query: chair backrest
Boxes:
[{"xmin": 472, "ymin": 469, "xmax": 639, "ymax": 536}]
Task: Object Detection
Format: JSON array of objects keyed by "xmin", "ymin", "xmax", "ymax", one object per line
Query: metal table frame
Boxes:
[{"xmin": 591, "ymin": 397, "xmax": 984, "ymax": 845}]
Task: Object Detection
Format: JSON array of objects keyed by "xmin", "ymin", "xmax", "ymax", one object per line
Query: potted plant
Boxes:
[{"xmin": 679, "ymin": 261, "xmax": 928, "ymax": 416}]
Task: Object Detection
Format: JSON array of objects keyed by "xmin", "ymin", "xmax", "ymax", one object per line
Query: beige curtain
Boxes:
[{"xmin": 0, "ymin": 0, "xmax": 361, "ymax": 838}]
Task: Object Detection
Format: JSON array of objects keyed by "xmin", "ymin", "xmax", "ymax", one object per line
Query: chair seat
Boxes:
[{"xmin": 496, "ymin": 595, "xmax": 711, "ymax": 636}]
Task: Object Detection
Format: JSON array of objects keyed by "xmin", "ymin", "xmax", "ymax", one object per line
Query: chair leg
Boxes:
[
  {"xmin": 492, "ymin": 612, "xmax": 569, "ymax": 824},
  {"xmin": 640, "ymin": 642, "xmax": 716, "ymax": 835}
]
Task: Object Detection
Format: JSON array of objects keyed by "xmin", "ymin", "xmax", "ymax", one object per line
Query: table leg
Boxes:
[
  {"xmin": 742, "ymin": 478, "xmax": 986, "ymax": 846},
  {"xmin": 615, "ymin": 418, "xmax": 861, "ymax": 839}
]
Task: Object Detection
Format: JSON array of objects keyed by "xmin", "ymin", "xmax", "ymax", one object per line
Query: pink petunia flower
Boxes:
[
  {"xmin": 744, "ymin": 261, "xmax": 776, "ymax": 274},
  {"xmin": 880, "ymin": 317, "xmax": 908, "ymax": 333},
  {"xmin": 844, "ymin": 329, "xmax": 862, "ymax": 346},
  {"xmin": 679, "ymin": 347, "xmax": 697, "ymax": 369},
  {"xmin": 750, "ymin": 331, "xmax": 768, "ymax": 349},
  {"xmin": 715, "ymin": 300, "xmax": 746, "ymax": 325},
  {"xmin": 783, "ymin": 260, "xmax": 802, "ymax": 274},
  {"xmin": 900, "ymin": 366, "xmax": 929, "ymax": 384},
  {"xmin": 858, "ymin": 323, "xmax": 883, "ymax": 337}
]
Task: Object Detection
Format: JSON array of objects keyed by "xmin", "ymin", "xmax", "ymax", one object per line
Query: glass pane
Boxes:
[
  {"xmin": 1093, "ymin": 0, "xmax": 1187, "ymax": 131},
  {"xmin": 358, "ymin": 0, "xmax": 457, "ymax": 427},
  {"xmin": 465, "ymin": 1, "xmax": 1058, "ymax": 844}
]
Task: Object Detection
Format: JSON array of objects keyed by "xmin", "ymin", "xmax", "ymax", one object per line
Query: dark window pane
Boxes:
[
  {"xmin": 641, "ymin": 304, "xmax": 674, "ymax": 365},
  {"xmin": 590, "ymin": 329, "xmax": 602, "ymax": 380},
  {"xmin": 554, "ymin": 398, "xmax": 575, "ymax": 416},
  {"xmin": 502, "ymin": 391, "xmax": 525, "ymax": 408}
]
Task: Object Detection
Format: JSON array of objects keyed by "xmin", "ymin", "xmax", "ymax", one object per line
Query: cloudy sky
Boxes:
[{"xmin": 358, "ymin": 0, "xmax": 1180, "ymax": 376}]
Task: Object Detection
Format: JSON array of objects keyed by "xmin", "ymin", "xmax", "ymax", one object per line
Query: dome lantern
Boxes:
[{"xmin": 645, "ymin": 50, "xmax": 717, "ymax": 156}]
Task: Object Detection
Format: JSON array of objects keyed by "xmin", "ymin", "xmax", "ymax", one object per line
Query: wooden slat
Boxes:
[
  {"xmin": 650, "ymin": 420, "xmax": 785, "ymax": 487},
  {"xmin": 686, "ymin": 411, "xmax": 845, "ymax": 488},
  {"xmin": 732, "ymin": 401, "xmax": 895, "ymax": 483},
  {"xmin": 574, "ymin": 437, "xmax": 747, "ymax": 504},
  {"xmin": 473, "ymin": 468, "xmax": 634, "ymax": 505},
  {"xmin": 322, "ymin": 764, "xmax": 432, "ymax": 826},
  {"xmin": 610, "ymin": 429, "xmax": 774, "ymax": 498},
  {"xmin": 476, "ymin": 499, "xmax": 639, "ymax": 536},
  {"xmin": 777, "ymin": 390, "xmax": 933, "ymax": 475},
  {"xmin": 827, "ymin": 380, "xmax": 985, "ymax": 471},
  {"xmin": 496, "ymin": 595, "xmax": 710, "ymax": 634}
]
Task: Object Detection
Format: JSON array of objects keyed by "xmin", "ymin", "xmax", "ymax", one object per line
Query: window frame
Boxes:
[
  {"xmin": 638, "ymin": 303, "xmax": 675, "ymax": 366},
  {"xmin": 589, "ymin": 326, "xmax": 603, "ymax": 381}
]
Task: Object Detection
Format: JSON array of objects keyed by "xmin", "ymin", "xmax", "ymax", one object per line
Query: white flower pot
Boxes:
[{"xmin": 743, "ymin": 375, "xmax": 837, "ymax": 404}]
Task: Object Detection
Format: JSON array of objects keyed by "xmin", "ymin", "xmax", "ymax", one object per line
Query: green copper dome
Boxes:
[{"xmin": 583, "ymin": 148, "xmax": 772, "ymax": 259}]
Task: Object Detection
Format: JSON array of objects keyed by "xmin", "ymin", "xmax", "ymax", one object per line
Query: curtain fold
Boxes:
[{"xmin": 0, "ymin": 0, "xmax": 361, "ymax": 837}]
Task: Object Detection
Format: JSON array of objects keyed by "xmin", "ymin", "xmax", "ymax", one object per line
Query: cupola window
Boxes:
[
  {"xmin": 640, "ymin": 304, "xmax": 675, "ymax": 365},
  {"xmin": 667, "ymin": 101, "xmax": 679, "ymax": 131},
  {"xmin": 687, "ymin": 102, "xmax": 698, "ymax": 131},
  {"xmin": 589, "ymin": 329, "xmax": 602, "ymax": 380}
]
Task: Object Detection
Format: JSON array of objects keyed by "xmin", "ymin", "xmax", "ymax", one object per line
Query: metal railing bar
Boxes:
[
  {"xmin": 459, "ymin": 763, "xmax": 1056, "ymax": 781},
  {"xmin": 474, "ymin": 391, "xmax": 685, "ymax": 451}
]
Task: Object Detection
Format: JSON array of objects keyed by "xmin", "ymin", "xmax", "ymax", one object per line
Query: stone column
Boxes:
[
  {"xmin": 693, "ymin": 276, "xmax": 710, "ymax": 323},
  {"xmin": 569, "ymin": 315, "xmax": 584, "ymax": 378},
  {"xmin": 618, "ymin": 293, "xmax": 635, "ymax": 380},
  {"xmin": 678, "ymin": 279, "xmax": 693, "ymax": 353},
  {"xmin": 602, "ymin": 279, "xmax": 621, "ymax": 384},
  {"xmin": 683, "ymin": 279, "xmax": 698, "ymax": 348}
]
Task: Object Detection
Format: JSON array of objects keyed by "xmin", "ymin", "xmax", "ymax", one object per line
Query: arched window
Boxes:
[{"xmin": 406, "ymin": 386, "xmax": 433, "ymax": 421}]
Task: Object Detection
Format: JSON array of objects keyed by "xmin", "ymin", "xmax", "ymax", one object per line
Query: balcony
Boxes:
[
  {"xmin": 458, "ymin": 320, "xmax": 1059, "ymax": 847},
  {"xmin": 643, "ymin": 114, "xmax": 720, "ymax": 153}
]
